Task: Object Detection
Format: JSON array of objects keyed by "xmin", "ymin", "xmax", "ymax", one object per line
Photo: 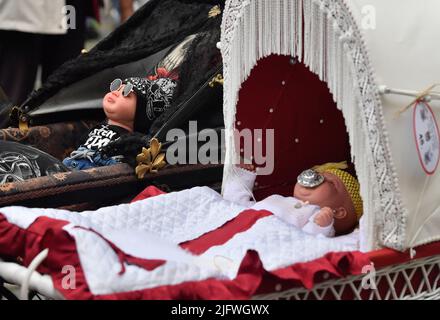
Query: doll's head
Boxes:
[
  {"xmin": 293, "ymin": 162, "xmax": 363, "ymax": 235},
  {"xmin": 103, "ymin": 73, "xmax": 177, "ymax": 134},
  {"xmin": 103, "ymin": 80, "xmax": 137, "ymax": 132},
  {"xmin": 122, "ymin": 74, "xmax": 177, "ymax": 134}
]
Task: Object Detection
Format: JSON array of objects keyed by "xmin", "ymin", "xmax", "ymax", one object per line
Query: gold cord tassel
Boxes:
[{"xmin": 208, "ymin": 5, "xmax": 222, "ymax": 18}]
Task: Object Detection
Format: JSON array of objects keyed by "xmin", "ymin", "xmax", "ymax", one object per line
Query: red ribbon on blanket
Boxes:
[{"xmin": 73, "ymin": 226, "xmax": 166, "ymax": 275}]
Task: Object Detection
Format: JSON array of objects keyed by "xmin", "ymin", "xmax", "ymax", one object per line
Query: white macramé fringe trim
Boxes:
[{"xmin": 220, "ymin": 0, "xmax": 408, "ymax": 251}]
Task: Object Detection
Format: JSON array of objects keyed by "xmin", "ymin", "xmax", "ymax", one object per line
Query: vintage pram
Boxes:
[
  {"xmin": 1, "ymin": 0, "xmax": 440, "ymax": 300},
  {"xmin": 0, "ymin": 0, "xmax": 225, "ymax": 210}
]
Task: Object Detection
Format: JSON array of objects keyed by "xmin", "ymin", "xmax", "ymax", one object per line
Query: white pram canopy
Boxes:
[{"xmin": 220, "ymin": 0, "xmax": 440, "ymax": 252}]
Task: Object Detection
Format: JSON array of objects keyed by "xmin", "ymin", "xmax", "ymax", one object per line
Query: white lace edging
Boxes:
[{"xmin": 220, "ymin": 0, "xmax": 408, "ymax": 251}]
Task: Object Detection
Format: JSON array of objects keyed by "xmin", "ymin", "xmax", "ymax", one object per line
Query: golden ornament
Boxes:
[{"xmin": 135, "ymin": 138, "xmax": 167, "ymax": 179}]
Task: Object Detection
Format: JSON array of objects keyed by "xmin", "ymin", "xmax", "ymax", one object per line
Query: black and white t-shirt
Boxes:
[{"xmin": 81, "ymin": 124, "xmax": 129, "ymax": 151}]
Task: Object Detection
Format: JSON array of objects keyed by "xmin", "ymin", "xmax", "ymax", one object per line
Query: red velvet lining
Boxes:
[{"xmin": 235, "ymin": 55, "xmax": 354, "ymax": 200}]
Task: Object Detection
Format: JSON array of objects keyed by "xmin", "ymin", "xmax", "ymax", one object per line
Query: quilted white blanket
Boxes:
[{"xmin": 0, "ymin": 187, "xmax": 360, "ymax": 298}]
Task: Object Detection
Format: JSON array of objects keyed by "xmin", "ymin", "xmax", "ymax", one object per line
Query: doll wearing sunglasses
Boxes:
[
  {"xmin": 223, "ymin": 162, "xmax": 363, "ymax": 237},
  {"xmin": 63, "ymin": 75, "xmax": 177, "ymax": 170}
]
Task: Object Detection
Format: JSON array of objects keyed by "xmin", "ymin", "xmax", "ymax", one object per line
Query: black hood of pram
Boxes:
[{"xmin": 16, "ymin": 0, "xmax": 224, "ymax": 135}]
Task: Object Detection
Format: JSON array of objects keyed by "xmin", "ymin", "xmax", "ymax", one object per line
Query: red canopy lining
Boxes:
[{"xmin": 236, "ymin": 55, "xmax": 355, "ymax": 200}]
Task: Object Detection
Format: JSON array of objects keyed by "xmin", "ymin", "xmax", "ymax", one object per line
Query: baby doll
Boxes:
[
  {"xmin": 63, "ymin": 72, "xmax": 177, "ymax": 170},
  {"xmin": 223, "ymin": 162, "xmax": 363, "ymax": 237}
]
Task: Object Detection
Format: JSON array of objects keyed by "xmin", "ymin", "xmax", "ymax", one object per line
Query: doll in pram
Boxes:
[
  {"xmin": 226, "ymin": 161, "xmax": 363, "ymax": 237},
  {"xmin": 62, "ymin": 73, "xmax": 177, "ymax": 170},
  {"xmin": 0, "ymin": 0, "xmax": 225, "ymax": 210},
  {"xmin": 0, "ymin": 71, "xmax": 178, "ymax": 182}
]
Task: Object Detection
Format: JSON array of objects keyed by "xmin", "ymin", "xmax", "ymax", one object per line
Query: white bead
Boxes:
[
  {"xmin": 237, "ymin": 121, "xmax": 242, "ymax": 126},
  {"xmin": 275, "ymin": 284, "xmax": 283, "ymax": 292},
  {"xmin": 281, "ymin": 81, "xmax": 286, "ymax": 86},
  {"xmin": 320, "ymin": 119, "xmax": 324, "ymax": 124},
  {"xmin": 295, "ymin": 138, "xmax": 300, "ymax": 143},
  {"xmin": 269, "ymin": 108, "xmax": 274, "ymax": 113}
]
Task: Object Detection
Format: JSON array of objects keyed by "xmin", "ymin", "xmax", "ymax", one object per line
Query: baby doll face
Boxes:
[
  {"xmin": 294, "ymin": 172, "xmax": 357, "ymax": 234},
  {"xmin": 103, "ymin": 84, "xmax": 137, "ymax": 131},
  {"xmin": 294, "ymin": 172, "xmax": 345, "ymax": 208}
]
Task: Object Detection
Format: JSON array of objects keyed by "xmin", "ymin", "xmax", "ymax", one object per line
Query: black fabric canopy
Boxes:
[{"xmin": 14, "ymin": 0, "xmax": 224, "ymax": 129}]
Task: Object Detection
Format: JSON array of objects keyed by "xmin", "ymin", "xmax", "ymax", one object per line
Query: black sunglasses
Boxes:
[{"xmin": 110, "ymin": 79, "xmax": 134, "ymax": 97}]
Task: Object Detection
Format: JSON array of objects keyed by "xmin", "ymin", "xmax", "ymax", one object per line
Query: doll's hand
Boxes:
[{"xmin": 314, "ymin": 207, "xmax": 334, "ymax": 227}]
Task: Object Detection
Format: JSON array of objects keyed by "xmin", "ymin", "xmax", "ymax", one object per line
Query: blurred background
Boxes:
[
  {"xmin": 89, "ymin": 0, "xmax": 151, "ymax": 48},
  {"xmin": 0, "ymin": 0, "xmax": 151, "ymax": 106}
]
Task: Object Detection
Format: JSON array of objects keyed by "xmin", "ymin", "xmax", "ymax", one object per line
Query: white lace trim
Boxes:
[{"xmin": 220, "ymin": 0, "xmax": 408, "ymax": 251}]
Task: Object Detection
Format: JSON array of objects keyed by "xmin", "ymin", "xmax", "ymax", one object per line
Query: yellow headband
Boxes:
[{"xmin": 313, "ymin": 161, "xmax": 363, "ymax": 220}]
